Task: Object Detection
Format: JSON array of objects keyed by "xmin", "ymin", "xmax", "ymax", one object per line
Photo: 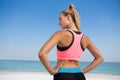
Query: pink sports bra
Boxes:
[{"xmin": 56, "ymin": 29, "xmax": 84, "ymax": 61}]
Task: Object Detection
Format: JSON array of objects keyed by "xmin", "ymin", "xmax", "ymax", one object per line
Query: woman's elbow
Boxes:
[
  {"xmin": 101, "ymin": 56, "xmax": 104, "ymax": 62},
  {"xmin": 95, "ymin": 55, "xmax": 104, "ymax": 63},
  {"xmin": 38, "ymin": 51, "xmax": 44, "ymax": 59},
  {"xmin": 99, "ymin": 56, "xmax": 104, "ymax": 63},
  {"xmin": 38, "ymin": 50, "xmax": 47, "ymax": 59}
]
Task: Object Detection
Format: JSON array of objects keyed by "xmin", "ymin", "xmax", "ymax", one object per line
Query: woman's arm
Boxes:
[
  {"xmin": 82, "ymin": 36, "xmax": 104, "ymax": 73},
  {"xmin": 38, "ymin": 31, "xmax": 62, "ymax": 75}
]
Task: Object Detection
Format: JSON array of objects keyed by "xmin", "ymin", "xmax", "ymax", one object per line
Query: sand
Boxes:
[{"xmin": 0, "ymin": 71, "xmax": 120, "ymax": 80}]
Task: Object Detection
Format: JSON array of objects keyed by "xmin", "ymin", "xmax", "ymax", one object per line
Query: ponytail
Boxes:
[{"xmin": 61, "ymin": 4, "xmax": 80, "ymax": 31}]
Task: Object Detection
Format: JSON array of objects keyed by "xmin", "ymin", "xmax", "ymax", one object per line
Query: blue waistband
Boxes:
[{"xmin": 57, "ymin": 67, "xmax": 82, "ymax": 73}]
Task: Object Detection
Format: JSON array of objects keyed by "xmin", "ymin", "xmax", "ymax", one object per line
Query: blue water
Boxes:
[{"xmin": 0, "ymin": 60, "xmax": 120, "ymax": 75}]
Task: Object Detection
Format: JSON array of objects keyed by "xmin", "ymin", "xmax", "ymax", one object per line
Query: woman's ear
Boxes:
[{"xmin": 67, "ymin": 15, "xmax": 72, "ymax": 21}]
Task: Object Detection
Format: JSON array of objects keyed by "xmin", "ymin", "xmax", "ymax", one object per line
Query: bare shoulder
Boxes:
[
  {"xmin": 51, "ymin": 30, "xmax": 63, "ymax": 38},
  {"xmin": 82, "ymin": 34, "xmax": 98, "ymax": 50},
  {"xmin": 82, "ymin": 35, "xmax": 91, "ymax": 43},
  {"xmin": 49, "ymin": 30, "xmax": 66, "ymax": 41},
  {"xmin": 54, "ymin": 30, "xmax": 71, "ymax": 37},
  {"xmin": 54, "ymin": 30, "xmax": 65, "ymax": 34},
  {"xmin": 82, "ymin": 35, "xmax": 92, "ymax": 49}
]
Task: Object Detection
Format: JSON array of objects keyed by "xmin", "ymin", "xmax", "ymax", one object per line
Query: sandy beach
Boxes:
[{"xmin": 0, "ymin": 71, "xmax": 120, "ymax": 80}]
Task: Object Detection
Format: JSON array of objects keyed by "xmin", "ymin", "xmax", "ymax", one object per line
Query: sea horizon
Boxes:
[
  {"xmin": 1, "ymin": 59, "xmax": 120, "ymax": 62},
  {"xmin": 0, "ymin": 59, "xmax": 120, "ymax": 75}
]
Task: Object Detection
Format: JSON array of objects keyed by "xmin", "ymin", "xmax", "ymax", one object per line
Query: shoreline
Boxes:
[{"xmin": 0, "ymin": 71, "xmax": 120, "ymax": 80}]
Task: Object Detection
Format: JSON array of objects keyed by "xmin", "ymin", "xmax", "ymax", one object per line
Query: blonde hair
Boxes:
[{"xmin": 61, "ymin": 4, "xmax": 80, "ymax": 31}]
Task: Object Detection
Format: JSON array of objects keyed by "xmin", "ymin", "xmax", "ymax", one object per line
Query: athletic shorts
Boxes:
[{"xmin": 53, "ymin": 67, "xmax": 86, "ymax": 80}]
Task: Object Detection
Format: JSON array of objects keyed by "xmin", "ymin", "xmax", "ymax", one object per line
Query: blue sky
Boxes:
[{"xmin": 0, "ymin": 0, "xmax": 120, "ymax": 62}]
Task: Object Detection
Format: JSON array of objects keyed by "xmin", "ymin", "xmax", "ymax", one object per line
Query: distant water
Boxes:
[{"xmin": 0, "ymin": 60, "xmax": 120, "ymax": 75}]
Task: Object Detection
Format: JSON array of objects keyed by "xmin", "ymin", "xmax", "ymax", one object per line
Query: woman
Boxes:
[{"xmin": 38, "ymin": 4, "xmax": 104, "ymax": 80}]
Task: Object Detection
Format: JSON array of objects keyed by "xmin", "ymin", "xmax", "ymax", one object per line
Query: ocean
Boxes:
[{"xmin": 0, "ymin": 60, "xmax": 120, "ymax": 75}]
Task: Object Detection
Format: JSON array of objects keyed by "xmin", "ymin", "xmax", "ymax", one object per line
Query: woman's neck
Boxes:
[{"xmin": 67, "ymin": 23, "xmax": 78, "ymax": 31}]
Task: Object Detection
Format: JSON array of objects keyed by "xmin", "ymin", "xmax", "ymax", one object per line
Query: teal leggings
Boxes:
[{"xmin": 54, "ymin": 67, "xmax": 86, "ymax": 80}]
